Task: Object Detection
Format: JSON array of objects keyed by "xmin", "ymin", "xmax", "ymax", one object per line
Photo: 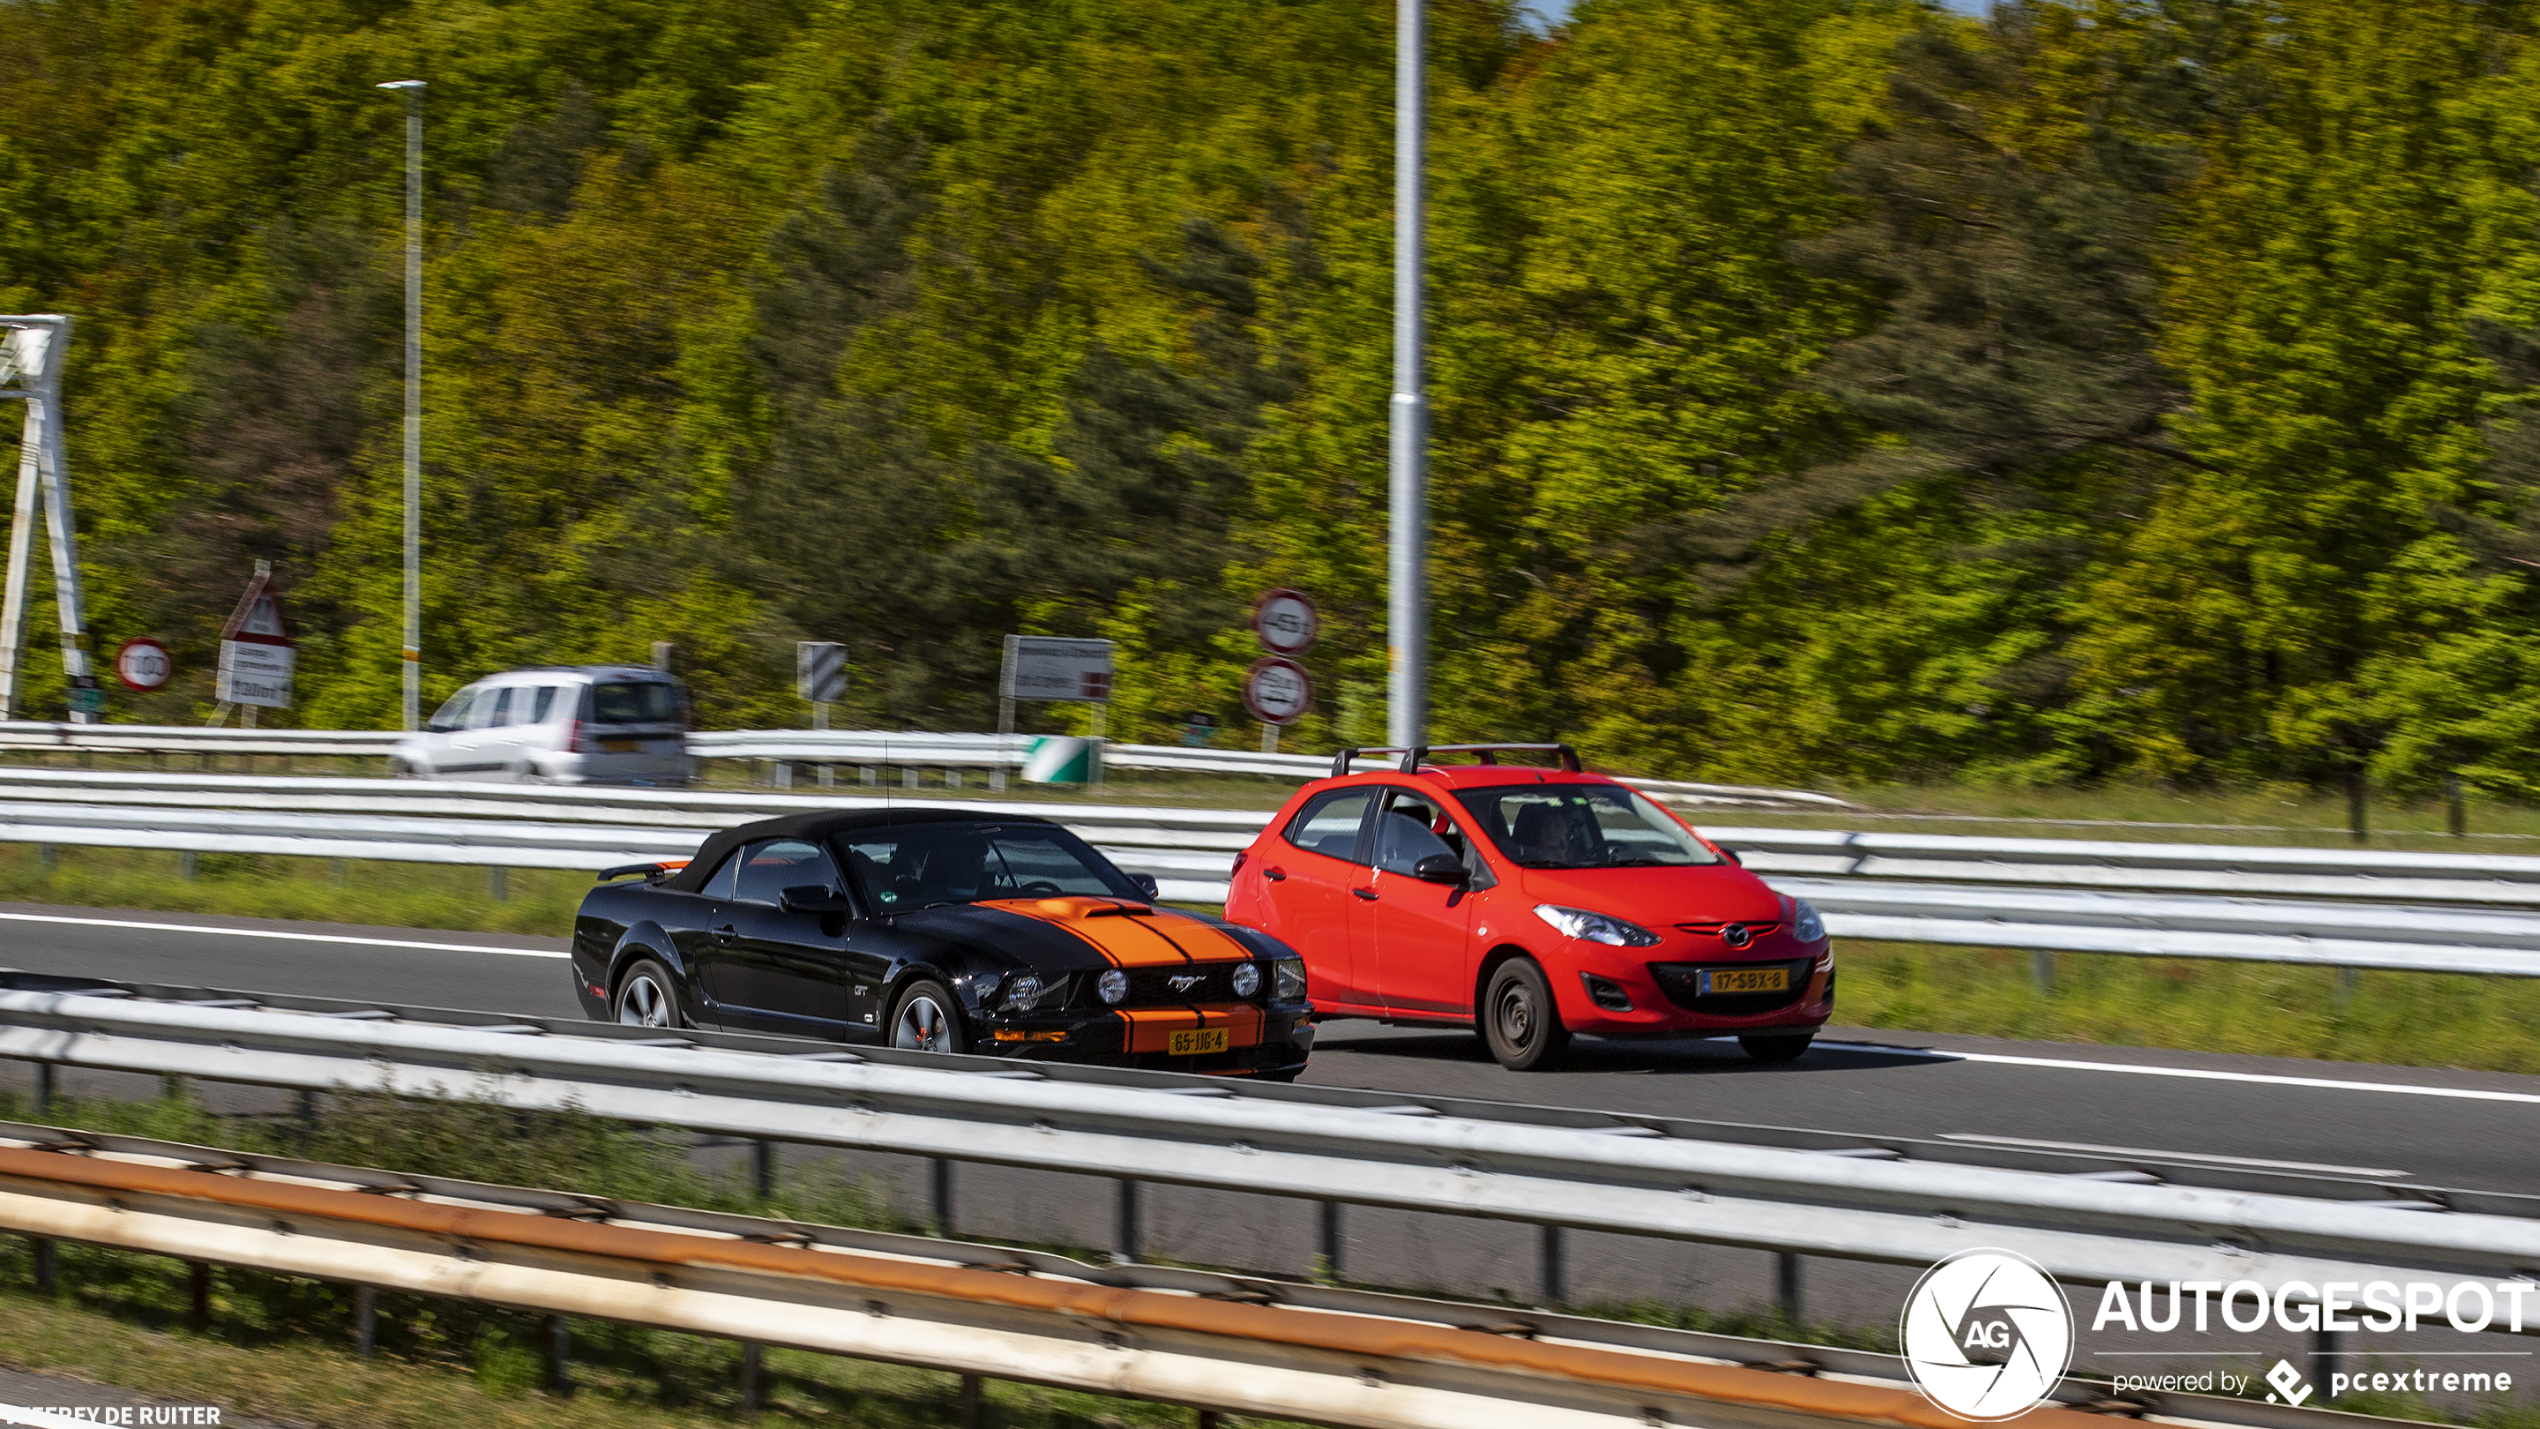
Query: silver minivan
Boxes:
[{"xmin": 391, "ymin": 666, "xmax": 693, "ymax": 785}]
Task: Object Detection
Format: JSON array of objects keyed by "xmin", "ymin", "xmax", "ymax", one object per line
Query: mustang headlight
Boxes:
[
  {"xmin": 1272, "ymin": 957, "xmax": 1307, "ymax": 1001},
  {"xmin": 1533, "ymin": 904, "xmax": 1662, "ymax": 947},
  {"xmin": 1792, "ymin": 898, "xmax": 1825, "ymax": 944},
  {"xmin": 1097, "ymin": 968, "xmax": 1130, "ymax": 1005},
  {"xmin": 1231, "ymin": 962, "xmax": 1262, "ymax": 998},
  {"xmin": 998, "ymin": 974, "xmax": 1048, "ymax": 1012}
]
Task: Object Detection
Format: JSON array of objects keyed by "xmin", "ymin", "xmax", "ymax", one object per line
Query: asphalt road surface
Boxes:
[{"xmin": 2, "ymin": 900, "xmax": 2532, "ymax": 1197}]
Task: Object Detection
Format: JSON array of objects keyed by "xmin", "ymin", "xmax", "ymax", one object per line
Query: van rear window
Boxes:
[{"xmin": 591, "ymin": 681, "xmax": 682, "ymax": 725}]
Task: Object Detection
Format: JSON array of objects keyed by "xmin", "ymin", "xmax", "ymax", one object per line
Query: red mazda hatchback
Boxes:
[{"xmin": 1226, "ymin": 745, "xmax": 1833, "ymax": 1070}]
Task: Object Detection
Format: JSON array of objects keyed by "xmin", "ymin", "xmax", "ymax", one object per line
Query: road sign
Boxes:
[
  {"xmin": 113, "ymin": 638, "xmax": 171, "ymax": 693},
  {"xmin": 1251, "ymin": 588, "xmax": 1317, "ymax": 656},
  {"xmin": 796, "ymin": 641, "xmax": 847, "ymax": 704},
  {"xmin": 217, "ymin": 564, "xmax": 294, "ymax": 709},
  {"xmin": 1243, "ymin": 656, "xmax": 1313, "ymax": 725},
  {"xmin": 1003, "ymin": 636, "xmax": 1115, "ymax": 703}
]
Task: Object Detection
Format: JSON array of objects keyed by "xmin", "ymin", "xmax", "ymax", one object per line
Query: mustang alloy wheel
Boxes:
[
  {"xmin": 614, "ymin": 959, "xmax": 681, "ymax": 1029},
  {"xmin": 890, "ymin": 979, "xmax": 967, "ymax": 1054}
]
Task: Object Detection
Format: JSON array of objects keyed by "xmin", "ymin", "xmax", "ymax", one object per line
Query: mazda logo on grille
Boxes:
[
  {"xmin": 1168, "ymin": 975, "xmax": 1203, "ymax": 992},
  {"xmin": 1720, "ymin": 924, "xmax": 1754, "ymax": 950}
]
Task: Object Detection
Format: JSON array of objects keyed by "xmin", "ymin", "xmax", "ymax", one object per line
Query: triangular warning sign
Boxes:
[{"xmin": 220, "ymin": 566, "xmax": 294, "ymax": 646}]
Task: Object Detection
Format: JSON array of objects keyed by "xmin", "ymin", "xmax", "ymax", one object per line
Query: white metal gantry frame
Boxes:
[{"xmin": 0, "ymin": 316, "xmax": 96, "ymax": 724}]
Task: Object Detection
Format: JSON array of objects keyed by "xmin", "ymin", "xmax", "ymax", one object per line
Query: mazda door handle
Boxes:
[
  {"xmin": 1262, "ymin": 867, "xmax": 1288, "ymax": 882},
  {"xmin": 1352, "ymin": 887, "xmax": 1378, "ymax": 901}
]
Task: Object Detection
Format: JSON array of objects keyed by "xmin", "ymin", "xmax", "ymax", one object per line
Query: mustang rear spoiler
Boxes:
[
  {"xmin": 1327, "ymin": 744, "xmax": 1582, "ymax": 778},
  {"xmin": 596, "ymin": 859, "xmax": 689, "ymax": 884}
]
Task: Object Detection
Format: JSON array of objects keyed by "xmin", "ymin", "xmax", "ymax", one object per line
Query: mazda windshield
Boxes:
[{"xmin": 1454, "ymin": 785, "xmax": 1723, "ymax": 869}]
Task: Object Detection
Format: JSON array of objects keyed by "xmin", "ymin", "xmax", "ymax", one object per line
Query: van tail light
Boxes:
[{"xmin": 567, "ymin": 719, "xmax": 597, "ymax": 754}]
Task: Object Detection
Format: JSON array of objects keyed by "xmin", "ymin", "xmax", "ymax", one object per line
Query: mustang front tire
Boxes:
[{"xmin": 890, "ymin": 979, "xmax": 968, "ymax": 1055}]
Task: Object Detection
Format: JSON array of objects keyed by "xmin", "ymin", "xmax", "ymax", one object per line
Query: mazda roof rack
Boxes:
[{"xmin": 1327, "ymin": 743, "xmax": 1583, "ymax": 778}]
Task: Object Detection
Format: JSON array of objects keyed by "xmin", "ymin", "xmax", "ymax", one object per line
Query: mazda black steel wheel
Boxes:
[{"xmin": 1481, "ymin": 959, "xmax": 1569, "ymax": 1071}]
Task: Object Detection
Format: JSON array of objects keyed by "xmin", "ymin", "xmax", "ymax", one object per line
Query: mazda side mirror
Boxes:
[
  {"xmin": 1411, "ymin": 853, "xmax": 1466, "ymax": 884},
  {"xmin": 1130, "ymin": 873, "xmax": 1160, "ymax": 901},
  {"xmin": 1722, "ymin": 849, "xmax": 1743, "ymax": 866},
  {"xmin": 781, "ymin": 885, "xmax": 854, "ymax": 915}
]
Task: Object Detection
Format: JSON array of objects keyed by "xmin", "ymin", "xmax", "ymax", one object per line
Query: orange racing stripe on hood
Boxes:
[{"xmin": 978, "ymin": 898, "xmax": 1254, "ymax": 969}]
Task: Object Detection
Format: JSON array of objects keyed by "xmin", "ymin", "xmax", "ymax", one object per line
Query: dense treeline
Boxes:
[{"xmin": 6, "ymin": 0, "xmax": 2540, "ymax": 793}]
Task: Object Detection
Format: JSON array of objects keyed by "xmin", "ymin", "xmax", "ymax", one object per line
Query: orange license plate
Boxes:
[
  {"xmin": 600, "ymin": 739, "xmax": 641, "ymax": 753},
  {"xmin": 1168, "ymin": 1028, "xmax": 1230, "ymax": 1056},
  {"xmin": 1701, "ymin": 967, "xmax": 1789, "ymax": 995}
]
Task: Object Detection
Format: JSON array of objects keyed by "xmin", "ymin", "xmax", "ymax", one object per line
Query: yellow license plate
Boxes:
[
  {"xmin": 1704, "ymin": 967, "xmax": 1789, "ymax": 995},
  {"xmin": 600, "ymin": 739, "xmax": 641, "ymax": 753},
  {"xmin": 1168, "ymin": 1028, "xmax": 1230, "ymax": 1056}
]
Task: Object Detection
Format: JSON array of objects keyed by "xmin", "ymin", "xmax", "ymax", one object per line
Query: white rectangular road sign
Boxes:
[
  {"xmin": 1003, "ymin": 636, "xmax": 1114, "ymax": 703},
  {"xmin": 796, "ymin": 641, "xmax": 847, "ymax": 704},
  {"xmin": 216, "ymin": 640, "xmax": 294, "ymax": 708}
]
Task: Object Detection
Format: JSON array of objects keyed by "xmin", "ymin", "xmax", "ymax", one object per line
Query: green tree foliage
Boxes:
[{"xmin": 11, "ymin": 0, "xmax": 2540, "ymax": 793}]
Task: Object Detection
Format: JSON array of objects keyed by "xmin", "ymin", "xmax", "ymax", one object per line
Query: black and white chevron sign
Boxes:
[{"xmin": 795, "ymin": 641, "xmax": 847, "ymax": 704}]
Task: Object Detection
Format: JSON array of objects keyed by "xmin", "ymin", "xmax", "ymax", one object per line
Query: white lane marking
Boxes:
[
  {"xmin": 0, "ymin": 911, "xmax": 568, "ymax": 959},
  {"xmin": 1936, "ymin": 1132, "xmax": 2405, "ymax": 1178},
  {"xmin": 1817, "ymin": 1039, "xmax": 2540, "ymax": 1106}
]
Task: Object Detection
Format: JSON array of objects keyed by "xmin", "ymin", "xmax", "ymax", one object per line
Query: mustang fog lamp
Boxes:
[
  {"xmin": 1272, "ymin": 958, "xmax": 1307, "ymax": 1001},
  {"xmin": 1097, "ymin": 968, "xmax": 1130, "ymax": 1005},
  {"xmin": 1231, "ymin": 962, "xmax": 1262, "ymax": 998},
  {"xmin": 1532, "ymin": 904, "xmax": 1662, "ymax": 947}
]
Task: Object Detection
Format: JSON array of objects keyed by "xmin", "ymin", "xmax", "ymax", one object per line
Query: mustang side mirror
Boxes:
[
  {"xmin": 1130, "ymin": 873, "xmax": 1160, "ymax": 901},
  {"xmin": 1410, "ymin": 853, "xmax": 1467, "ymax": 884},
  {"xmin": 780, "ymin": 885, "xmax": 854, "ymax": 915}
]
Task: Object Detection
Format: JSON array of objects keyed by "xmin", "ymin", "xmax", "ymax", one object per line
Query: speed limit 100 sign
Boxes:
[
  {"xmin": 114, "ymin": 638, "xmax": 171, "ymax": 693},
  {"xmin": 1243, "ymin": 656, "xmax": 1313, "ymax": 726},
  {"xmin": 1251, "ymin": 588, "xmax": 1317, "ymax": 656}
]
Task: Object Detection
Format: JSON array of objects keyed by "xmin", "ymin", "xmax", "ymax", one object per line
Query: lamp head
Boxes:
[{"xmin": 375, "ymin": 80, "xmax": 426, "ymax": 93}]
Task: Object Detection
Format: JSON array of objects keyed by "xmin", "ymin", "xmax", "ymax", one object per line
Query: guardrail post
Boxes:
[
  {"xmin": 30, "ymin": 1237, "xmax": 53, "ymax": 1295},
  {"xmin": 1114, "ymin": 1177, "xmax": 1141, "ymax": 1264},
  {"xmin": 2347, "ymin": 768, "xmax": 2368, "ymax": 844},
  {"xmin": 187, "ymin": 1260, "xmax": 211, "ymax": 1332},
  {"xmin": 946, "ymin": 769, "xmax": 962, "ymax": 789},
  {"xmin": 2335, "ymin": 967, "xmax": 2359, "ymax": 1005},
  {"xmin": 354, "ymin": 1284, "xmax": 376, "ymax": 1358},
  {"xmin": 544, "ymin": 1313, "xmax": 572, "ymax": 1397},
  {"xmin": 1538, "ymin": 1224, "xmax": 1565, "ymax": 1306},
  {"xmin": 2448, "ymin": 774, "xmax": 2468, "ymax": 838},
  {"xmin": 956, "ymin": 1372, "xmax": 983, "ymax": 1428},
  {"xmin": 739, "ymin": 1341, "xmax": 764, "ymax": 1413},
  {"xmin": 1318, "ymin": 1200, "xmax": 1343, "ymax": 1281},
  {"xmin": 179, "ymin": 851, "xmax": 196, "ymax": 880},
  {"xmin": 861, "ymin": 766, "xmax": 876, "ymax": 786},
  {"xmin": 903, "ymin": 767, "xmax": 918, "ymax": 790},
  {"xmin": 2030, "ymin": 951, "xmax": 2052, "ymax": 997},
  {"xmin": 752, "ymin": 1139, "xmax": 775, "ymax": 1199},
  {"xmin": 931, "ymin": 1158, "xmax": 953, "ymax": 1236},
  {"xmin": 1776, "ymin": 1251, "xmax": 1803, "ymax": 1324},
  {"xmin": 37, "ymin": 844, "xmax": 53, "ymax": 871},
  {"xmin": 33, "ymin": 1060, "xmax": 53, "ymax": 1116},
  {"xmin": 2316, "ymin": 1325, "xmax": 2342, "ymax": 1394},
  {"xmin": 487, "ymin": 866, "xmax": 507, "ymax": 902},
  {"xmin": 818, "ymin": 763, "xmax": 834, "ymax": 790}
]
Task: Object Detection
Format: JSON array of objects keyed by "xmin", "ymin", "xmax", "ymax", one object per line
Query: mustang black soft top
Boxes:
[{"xmin": 659, "ymin": 807, "xmax": 1059, "ymax": 893}]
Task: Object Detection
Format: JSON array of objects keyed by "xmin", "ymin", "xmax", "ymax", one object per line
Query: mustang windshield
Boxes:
[
  {"xmin": 1454, "ymin": 785, "xmax": 1723, "ymax": 870},
  {"xmin": 839, "ymin": 823, "xmax": 1143, "ymax": 911}
]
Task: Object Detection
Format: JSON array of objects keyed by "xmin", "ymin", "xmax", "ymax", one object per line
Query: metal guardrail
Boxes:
[
  {"xmin": 0, "ymin": 721, "xmax": 1848, "ymax": 808},
  {"xmin": 0, "ymin": 1122, "xmax": 2405, "ymax": 1429},
  {"xmin": 4, "ymin": 769, "xmax": 2540, "ymax": 972},
  {"xmin": 0, "ymin": 973, "xmax": 2534, "ymax": 1318}
]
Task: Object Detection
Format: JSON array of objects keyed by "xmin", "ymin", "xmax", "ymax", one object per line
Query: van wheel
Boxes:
[
  {"xmin": 1739, "ymin": 1034, "xmax": 1813, "ymax": 1063},
  {"xmin": 1481, "ymin": 960, "xmax": 1569, "ymax": 1071}
]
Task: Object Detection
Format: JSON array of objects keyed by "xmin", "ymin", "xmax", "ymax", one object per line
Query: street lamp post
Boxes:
[
  {"xmin": 377, "ymin": 79, "xmax": 425, "ymax": 733},
  {"xmin": 1387, "ymin": 0, "xmax": 1428, "ymax": 751}
]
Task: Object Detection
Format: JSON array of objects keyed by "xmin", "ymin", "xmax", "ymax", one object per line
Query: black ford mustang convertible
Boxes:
[{"xmin": 571, "ymin": 808, "xmax": 1313, "ymax": 1077}]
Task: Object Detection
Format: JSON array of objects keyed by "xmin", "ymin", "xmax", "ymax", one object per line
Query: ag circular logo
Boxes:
[{"xmin": 1900, "ymin": 1248, "xmax": 2073, "ymax": 1420}]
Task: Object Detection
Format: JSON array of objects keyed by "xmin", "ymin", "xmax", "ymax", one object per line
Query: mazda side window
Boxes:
[
  {"xmin": 1284, "ymin": 790, "xmax": 1375, "ymax": 865},
  {"xmin": 1372, "ymin": 799, "xmax": 1458, "ymax": 875}
]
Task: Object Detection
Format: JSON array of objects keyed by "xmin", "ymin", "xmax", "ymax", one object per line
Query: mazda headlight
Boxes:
[
  {"xmin": 1097, "ymin": 968, "xmax": 1130, "ymax": 1005},
  {"xmin": 1231, "ymin": 962, "xmax": 1262, "ymax": 998},
  {"xmin": 1533, "ymin": 904, "xmax": 1662, "ymax": 947},
  {"xmin": 1271, "ymin": 957, "xmax": 1307, "ymax": 1001},
  {"xmin": 1792, "ymin": 898, "xmax": 1825, "ymax": 944}
]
